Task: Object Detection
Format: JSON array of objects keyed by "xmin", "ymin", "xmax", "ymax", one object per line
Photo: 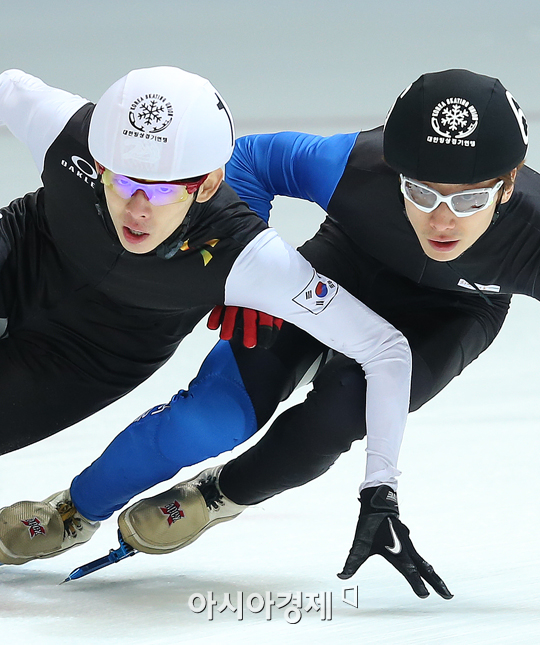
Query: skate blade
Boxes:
[{"xmin": 61, "ymin": 529, "xmax": 136, "ymax": 583}]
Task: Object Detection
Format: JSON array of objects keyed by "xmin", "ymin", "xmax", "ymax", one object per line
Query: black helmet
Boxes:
[{"xmin": 383, "ymin": 69, "xmax": 528, "ymax": 183}]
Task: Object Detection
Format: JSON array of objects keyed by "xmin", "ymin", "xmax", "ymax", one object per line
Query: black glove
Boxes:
[
  {"xmin": 207, "ymin": 305, "xmax": 283, "ymax": 349},
  {"xmin": 338, "ymin": 485, "xmax": 453, "ymax": 600}
]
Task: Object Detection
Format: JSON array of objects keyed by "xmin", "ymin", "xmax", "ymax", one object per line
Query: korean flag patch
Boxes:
[{"xmin": 293, "ymin": 271, "xmax": 338, "ymax": 314}]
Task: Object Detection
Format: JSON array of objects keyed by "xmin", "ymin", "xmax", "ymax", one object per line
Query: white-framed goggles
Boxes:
[{"xmin": 400, "ymin": 175, "xmax": 504, "ymax": 217}]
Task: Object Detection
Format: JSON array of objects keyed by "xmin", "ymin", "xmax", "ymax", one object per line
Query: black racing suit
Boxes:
[
  {"xmin": 0, "ymin": 102, "xmax": 267, "ymax": 452},
  {"xmin": 219, "ymin": 128, "xmax": 540, "ymax": 504}
]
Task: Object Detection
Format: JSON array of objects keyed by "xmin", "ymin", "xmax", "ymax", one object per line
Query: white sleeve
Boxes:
[
  {"xmin": 225, "ymin": 228, "xmax": 411, "ymax": 491},
  {"xmin": 0, "ymin": 69, "xmax": 89, "ymax": 173}
]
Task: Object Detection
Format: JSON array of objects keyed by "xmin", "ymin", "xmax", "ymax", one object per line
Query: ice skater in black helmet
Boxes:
[
  {"xmin": 202, "ymin": 69, "xmax": 530, "ymax": 594},
  {"xmin": 0, "ymin": 67, "xmax": 412, "ymax": 576}
]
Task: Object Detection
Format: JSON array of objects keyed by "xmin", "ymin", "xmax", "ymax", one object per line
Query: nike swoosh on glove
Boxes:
[
  {"xmin": 337, "ymin": 485, "xmax": 453, "ymax": 600},
  {"xmin": 207, "ymin": 305, "xmax": 283, "ymax": 349}
]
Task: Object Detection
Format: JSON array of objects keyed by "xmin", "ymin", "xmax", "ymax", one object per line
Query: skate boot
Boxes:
[
  {"xmin": 0, "ymin": 490, "xmax": 100, "ymax": 565},
  {"xmin": 118, "ymin": 465, "xmax": 246, "ymax": 554}
]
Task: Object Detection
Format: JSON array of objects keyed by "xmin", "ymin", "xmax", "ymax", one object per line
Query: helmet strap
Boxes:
[
  {"xmin": 156, "ymin": 197, "xmax": 202, "ymax": 259},
  {"xmin": 93, "ymin": 179, "xmax": 119, "ymax": 242},
  {"xmin": 156, "ymin": 213, "xmax": 192, "ymax": 259}
]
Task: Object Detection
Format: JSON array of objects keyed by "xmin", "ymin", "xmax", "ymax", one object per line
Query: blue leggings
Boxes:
[{"xmin": 71, "ymin": 341, "xmax": 257, "ymax": 521}]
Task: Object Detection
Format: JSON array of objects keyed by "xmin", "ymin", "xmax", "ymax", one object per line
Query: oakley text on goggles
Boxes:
[
  {"xmin": 400, "ymin": 175, "xmax": 504, "ymax": 217},
  {"xmin": 101, "ymin": 168, "xmax": 208, "ymax": 206}
]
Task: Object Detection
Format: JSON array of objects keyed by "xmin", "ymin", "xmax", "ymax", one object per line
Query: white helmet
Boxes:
[{"xmin": 88, "ymin": 66, "xmax": 235, "ymax": 181}]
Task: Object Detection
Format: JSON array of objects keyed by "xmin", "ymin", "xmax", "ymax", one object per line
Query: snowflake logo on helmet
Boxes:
[
  {"xmin": 129, "ymin": 94, "xmax": 174, "ymax": 134},
  {"xmin": 431, "ymin": 98, "xmax": 479, "ymax": 140}
]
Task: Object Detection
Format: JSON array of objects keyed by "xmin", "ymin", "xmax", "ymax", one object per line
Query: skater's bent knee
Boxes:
[{"xmin": 154, "ymin": 374, "xmax": 257, "ymax": 465}]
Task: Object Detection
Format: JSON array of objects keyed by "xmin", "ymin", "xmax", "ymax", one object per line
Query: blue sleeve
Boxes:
[{"xmin": 225, "ymin": 131, "xmax": 358, "ymax": 222}]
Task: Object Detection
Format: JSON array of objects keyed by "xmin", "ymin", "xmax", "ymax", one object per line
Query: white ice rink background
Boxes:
[{"xmin": 1, "ymin": 2, "xmax": 540, "ymax": 643}]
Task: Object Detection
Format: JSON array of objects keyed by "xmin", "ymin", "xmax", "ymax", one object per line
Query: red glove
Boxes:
[{"xmin": 207, "ymin": 306, "xmax": 283, "ymax": 349}]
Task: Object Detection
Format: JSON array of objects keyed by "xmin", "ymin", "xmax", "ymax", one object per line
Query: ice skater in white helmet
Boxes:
[{"xmin": 0, "ymin": 66, "xmax": 415, "ymax": 584}]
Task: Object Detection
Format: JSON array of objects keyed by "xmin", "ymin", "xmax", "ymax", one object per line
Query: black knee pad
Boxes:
[{"xmin": 308, "ymin": 354, "xmax": 368, "ymax": 445}]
